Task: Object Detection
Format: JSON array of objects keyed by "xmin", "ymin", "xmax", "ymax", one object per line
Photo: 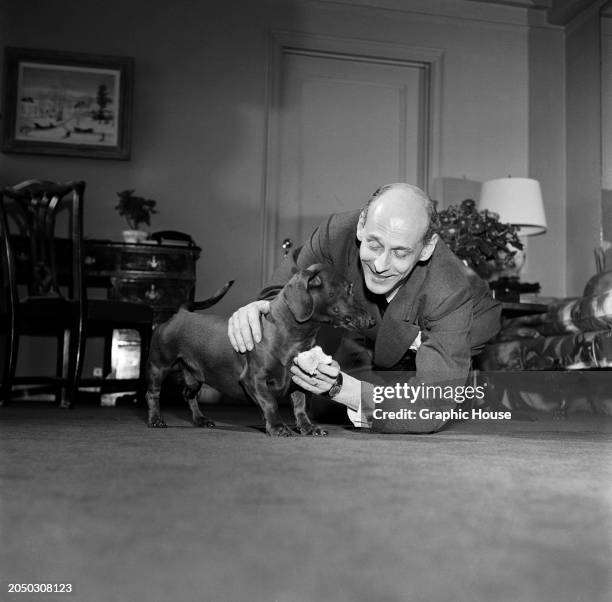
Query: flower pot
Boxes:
[{"xmin": 122, "ymin": 229, "xmax": 149, "ymax": 244}]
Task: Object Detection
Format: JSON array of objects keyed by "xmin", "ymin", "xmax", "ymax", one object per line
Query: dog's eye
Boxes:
[{"xmin": 347, "ymin": 283, "xmax": 353, "ymax": 295}]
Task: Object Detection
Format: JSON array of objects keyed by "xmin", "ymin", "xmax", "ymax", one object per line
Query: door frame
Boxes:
[{"xmin": 260, "ymin": 30, "xmax": 443, "ymax": 283}]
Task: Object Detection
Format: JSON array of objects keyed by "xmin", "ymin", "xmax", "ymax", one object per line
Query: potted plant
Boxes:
[
  {"xmin": 115, "ymin": 189, "xmax": 158, "ymax": 243},
  {"xmin": 435, "ymin": 198, "xmax": 523, "ymax": 280}
]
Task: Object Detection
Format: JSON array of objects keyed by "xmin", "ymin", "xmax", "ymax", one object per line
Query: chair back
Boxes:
[{"xmin": 1, "ymin": 180, "xmax": 86, "ymax": 303}]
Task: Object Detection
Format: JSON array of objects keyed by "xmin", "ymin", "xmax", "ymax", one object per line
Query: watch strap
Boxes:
[{"xmin": 327, "ymin": 372, "xmax": 343, "ymax": 398}]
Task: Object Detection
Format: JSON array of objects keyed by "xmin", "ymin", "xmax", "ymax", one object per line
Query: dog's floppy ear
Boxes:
[
  {"xmin": 283, "ymin": 266, "xmax": 324, "ymax": 323},
  {"xmin": 304, "ymin": 263, "xmax": 326, "ymax": 286}
]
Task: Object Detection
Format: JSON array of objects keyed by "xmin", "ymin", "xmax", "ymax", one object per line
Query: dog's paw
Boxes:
[
  {"xmin": 299, "ymin": 424, "xmax": 328, "ymax": 436},
  {"xmin": 194, "ymin": 416, "xmax": 216, "ymax": 428},
  {"xmin": 148, "ymin": 416, "xmax": 168, "ymax": 428},
  {"xmin": 267, "ymin": 423, "xmax": 294, "ymax": 437}
]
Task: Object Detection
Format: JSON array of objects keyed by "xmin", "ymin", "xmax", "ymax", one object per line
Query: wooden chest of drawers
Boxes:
[{"xmin": 84, "ymin": 240, "xmax": 201, "ymax": 323}]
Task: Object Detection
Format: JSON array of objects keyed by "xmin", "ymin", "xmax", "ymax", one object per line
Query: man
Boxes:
[{"xmin": 228, "ymin": 183, "xmax": 501, "ymax": 433}]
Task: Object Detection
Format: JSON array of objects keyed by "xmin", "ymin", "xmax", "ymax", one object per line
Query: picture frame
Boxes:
[{"xmin": 2, "ymin": 47, "xmax": 134, "ymax": 160}]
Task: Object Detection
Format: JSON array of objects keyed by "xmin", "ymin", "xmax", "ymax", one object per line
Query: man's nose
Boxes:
[{"xmin": 373, "ymin": 251, "xmax": 390, "ymax": 272}]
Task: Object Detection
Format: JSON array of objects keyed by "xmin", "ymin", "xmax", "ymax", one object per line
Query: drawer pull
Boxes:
[
  {"xmin": 145, "ymin": 284, "xmax": 162, "ymax": 301},
  {"xmin": 148, "ymin": 256, "xmax": 160, "ymax": 269}
]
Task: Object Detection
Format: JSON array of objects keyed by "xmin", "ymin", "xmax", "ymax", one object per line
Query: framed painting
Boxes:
[{"xmin": 2, "ymin": 47, "xmax": 134, "ymax": 160}]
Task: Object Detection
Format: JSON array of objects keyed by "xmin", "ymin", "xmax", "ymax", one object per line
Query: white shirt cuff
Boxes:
[
  {"xmin": 347, "ymin": 402, "xmax": 371, "ymax": 428},
  {"xmin": 334, "ymin": 372, "xmax": 371, "ymax": 428}
]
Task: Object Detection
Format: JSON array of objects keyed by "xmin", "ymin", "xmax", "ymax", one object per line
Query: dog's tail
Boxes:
[{"xmin": 182, "ymin": 280, "xmax": 234, "ymax": 311}]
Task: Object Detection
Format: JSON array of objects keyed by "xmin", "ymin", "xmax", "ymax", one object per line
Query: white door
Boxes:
[{"xmin": 263, "ymin": 48, "xmax": 430, "ymax": 278}]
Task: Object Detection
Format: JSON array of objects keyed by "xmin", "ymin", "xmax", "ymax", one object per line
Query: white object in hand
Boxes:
[
  {"xmin": 409, "ymin": 330, "xmax": 422, "ymax": 352},
  {"xmin": 295, "ymin": 346, "xmax": 332, "ymax": 376}
]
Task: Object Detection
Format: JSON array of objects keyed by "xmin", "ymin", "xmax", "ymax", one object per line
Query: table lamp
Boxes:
[
  {"xmin": 478, "ymin": 177, "xmax": 547, "ymax": 300},
  {"xmin": 479, "ymin": 177, "xmax": 547, "ymax": 236}
]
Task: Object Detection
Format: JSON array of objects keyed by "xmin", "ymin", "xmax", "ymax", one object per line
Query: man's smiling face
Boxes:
[{"xmin": 356, "ymin": 186, "xmax": 437, "ymax": 296}]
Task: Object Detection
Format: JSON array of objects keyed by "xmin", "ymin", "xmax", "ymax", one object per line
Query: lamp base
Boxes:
[{"xmin": 489, "ymin": 277, "xmax": 540, "ymax": 303}]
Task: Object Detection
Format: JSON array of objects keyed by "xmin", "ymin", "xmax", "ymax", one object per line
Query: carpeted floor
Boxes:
[{"xmin": 1, "ymin": 400, "xmax": 611, "ymax": 602}]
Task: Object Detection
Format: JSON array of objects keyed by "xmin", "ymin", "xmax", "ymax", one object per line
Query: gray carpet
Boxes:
[{"xmin": 1, "ymin": 402, "xmax": 611, "ymax": 602}]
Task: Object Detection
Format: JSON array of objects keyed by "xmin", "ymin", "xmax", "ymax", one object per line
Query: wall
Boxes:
[
  {"xmin": 0, "ymin": 0, "xmax": 565, "ymax": 308},
  {"xmin": 528, "ymin": 21, "xmax": 566, "ymax": 295},
  {"xmin": 565, "ymin": 3, "xmax": 603, "ymax": 295},
  {"xmin": 603, "ymin": 13, "xmax": 612, "ymax": 193},
  {"xmin": 601, "ymin": 9, "xmax": 612, "ymax": 245}
]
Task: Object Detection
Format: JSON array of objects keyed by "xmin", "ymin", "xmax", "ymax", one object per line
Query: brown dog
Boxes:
[{"xmin": 145, "ymin": 264, "xmax": 375, "ymax": 435}]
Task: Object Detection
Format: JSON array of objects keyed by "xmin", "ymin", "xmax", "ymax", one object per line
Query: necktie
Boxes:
[{"xmin": 377, "ymin": 297, "xmax": 388, "ymax": 318}]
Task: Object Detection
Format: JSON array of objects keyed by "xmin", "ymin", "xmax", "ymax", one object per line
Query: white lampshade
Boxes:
[{"xmin": 478, "ymin": 177, "xmax": 547, "ymax": 236}]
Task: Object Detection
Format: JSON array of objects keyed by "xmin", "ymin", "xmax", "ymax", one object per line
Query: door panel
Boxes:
[{"xmin": 265, "ymin": 50, "xmax": 427, "ymax": 277}]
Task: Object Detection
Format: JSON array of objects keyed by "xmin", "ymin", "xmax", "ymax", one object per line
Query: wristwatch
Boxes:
[{"xmin": 327, "ymin": 372, "xmax": 343, "ymax": 398}]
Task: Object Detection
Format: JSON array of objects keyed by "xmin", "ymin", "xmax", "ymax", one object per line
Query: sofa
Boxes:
[{"xmin": 478, "ymin": 269, "xmax": 612, "ymax": 415}]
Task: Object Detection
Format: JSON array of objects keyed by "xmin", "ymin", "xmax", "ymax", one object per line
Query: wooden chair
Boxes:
[{"xmin": 0, "ymin": 180, "xmax": 153, "ymax": 407}]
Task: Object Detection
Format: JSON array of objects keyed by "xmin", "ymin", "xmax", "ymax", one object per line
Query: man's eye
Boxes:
[
  {"xmin": 394, "ymin": 250, "xmax": 409, "ymax": 259},
  {"xmin": 367, "ymin": 242, "xmax": 381, "ymax": 251}
]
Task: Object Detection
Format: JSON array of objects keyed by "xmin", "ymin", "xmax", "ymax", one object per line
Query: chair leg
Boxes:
[
  {"xmin": 57, "ymin": 330, "xmax": 69, "ymax": 405},
  {"xmin": 1, "ymin": 321, "xmax": 18, "ymax": 406},
  {"xmin": 102, "ymin": 331, "xmax": 113, "ymax": 378},
  {"xmin": 63, "ymin": 319, "xmax": 86, "ymax": 409}
]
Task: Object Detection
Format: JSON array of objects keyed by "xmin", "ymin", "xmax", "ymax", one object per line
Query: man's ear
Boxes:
[
  {"xmin": 356, "ymin": 211, "xmax": 366, "ymax": 242},
  {"xmin": 419, "ymin": 233, "xmax": 438, "ymax": 262}
]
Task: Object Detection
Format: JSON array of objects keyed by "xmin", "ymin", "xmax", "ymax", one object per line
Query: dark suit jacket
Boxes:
[{"xmin": 259, "ymin": 210, "xmax": 501, "ymax": 385}]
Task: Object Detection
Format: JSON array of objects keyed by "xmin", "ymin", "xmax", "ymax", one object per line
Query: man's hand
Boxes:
[
  {"xmin": 290, "ymin": 360, "xmax": 340, "ymax": 395},
  {"xmin": 227, "ymin": 300, "xmax": 271, "ymax": 353}
]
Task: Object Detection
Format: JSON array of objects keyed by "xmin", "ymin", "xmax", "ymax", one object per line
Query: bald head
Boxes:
[{"xmin": 361, "ymin": 183, "xmax": 437, "ymax": 244}]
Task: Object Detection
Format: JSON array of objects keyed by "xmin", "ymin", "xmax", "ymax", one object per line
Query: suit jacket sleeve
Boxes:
[{"xmin": 415, "ymin": 286, "xmax": 474, "ymax": 385}]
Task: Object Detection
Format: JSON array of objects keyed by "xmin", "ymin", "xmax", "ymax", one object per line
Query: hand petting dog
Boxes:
[{"xmin": 227, "ymin": 299, "xmax": 271, "ymax": 352}]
